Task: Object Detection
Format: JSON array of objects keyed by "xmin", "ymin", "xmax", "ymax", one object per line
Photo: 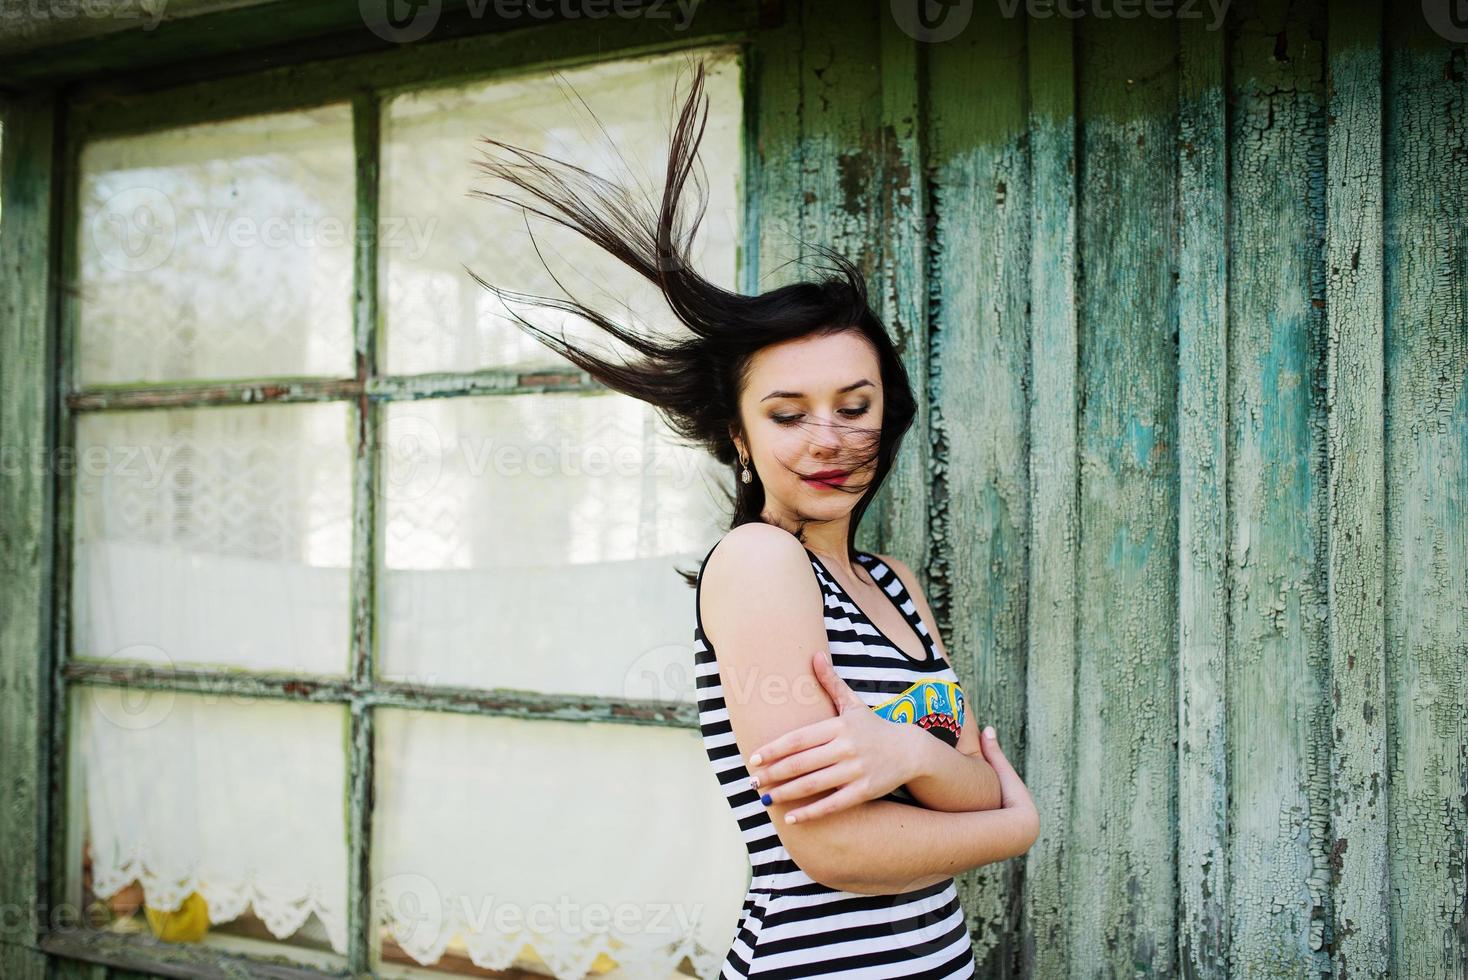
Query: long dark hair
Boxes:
[{"xmin": 464, "ymin": 57, "xmax": 918, "ymax": 587}]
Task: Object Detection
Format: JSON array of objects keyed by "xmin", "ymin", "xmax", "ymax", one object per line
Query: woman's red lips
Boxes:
[{"xmin": 802, "ymin": 469, "xmax": 849, "ymax": 487}]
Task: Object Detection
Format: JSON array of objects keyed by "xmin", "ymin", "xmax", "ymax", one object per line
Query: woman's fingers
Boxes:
[
  {"xmin": 981, "ymin": 729, "xmax": 1041, "ymax": 848},
  {"xmin": 980, "ymin": 727, "xmax": 1035, "ymax": 811},
  {"xmin": 759, "ymin": 759, "xmax": 859, "ymax": 809},
  {"xmin": 749, "ymin": 742, "xmax": 846, "ymax": 798}
]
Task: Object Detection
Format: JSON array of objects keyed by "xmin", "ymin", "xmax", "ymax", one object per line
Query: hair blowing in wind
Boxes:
[{"xmin": 463, "ymin": 58, "xmax": 918, "ymax": 586}]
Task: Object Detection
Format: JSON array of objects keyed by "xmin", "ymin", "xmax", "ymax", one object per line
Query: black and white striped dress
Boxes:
[{"xmin": 693, "ymin": 538, "xmax": 978, "ymax": 978}]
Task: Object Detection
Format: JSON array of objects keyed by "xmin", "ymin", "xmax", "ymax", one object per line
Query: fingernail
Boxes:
[
  {"xmin": 749, "ymin": 775, "xmax": 760, "ymax": 789},
  {"xmin": 985, "ymin": 726, "xmax": 996, "ymax": 739},
  {"xmin": 760, "ymin": 793, "xmax": 772, "ymax": 806},
  {"xmin": 750, "ymin": 753, "xmax": 763, "ymax": 766}
]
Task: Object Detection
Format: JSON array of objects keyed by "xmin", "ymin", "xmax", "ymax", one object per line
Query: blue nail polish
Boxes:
[{"xmin": 760, "ymin": 793, "xmax": 771, "ymax": 806}]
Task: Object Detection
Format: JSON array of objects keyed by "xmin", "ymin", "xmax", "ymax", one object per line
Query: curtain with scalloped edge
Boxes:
[
  {"xmin": 75, "ymin": 688, "xmax": 351, "ymax": 953},
  {"xmin": 74, "ymin": 688, "xmax": 749, "ymax": 978},
  {"xmin": 373, "ymin": 709, "xmax": 748, "ymax": 978}
]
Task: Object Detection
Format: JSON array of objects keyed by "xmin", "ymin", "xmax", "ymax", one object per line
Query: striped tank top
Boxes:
[{"xmin": 693, "ymin": 537, "xmax": 978, "ymax": 978}]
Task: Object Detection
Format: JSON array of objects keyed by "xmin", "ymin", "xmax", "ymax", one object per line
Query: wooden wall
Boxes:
[{"xmin": 744, "ymin": 1, "xmax": 1463, "ymax": 977}]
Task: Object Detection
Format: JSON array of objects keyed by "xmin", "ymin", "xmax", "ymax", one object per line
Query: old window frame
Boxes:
[{"xmin": 35, "ymin": 11, "xmax": 766, "ymax": 978}]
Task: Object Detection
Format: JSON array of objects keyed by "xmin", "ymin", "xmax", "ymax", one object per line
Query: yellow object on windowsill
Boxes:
[{"xmin": 144, "ymin": 890, "xmax": 211, "ymax": 943}]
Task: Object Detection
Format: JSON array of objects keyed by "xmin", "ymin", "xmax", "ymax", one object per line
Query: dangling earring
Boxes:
[{"xmin": 739, "ymin": 454, "xmax": 753, "ymax": 484}]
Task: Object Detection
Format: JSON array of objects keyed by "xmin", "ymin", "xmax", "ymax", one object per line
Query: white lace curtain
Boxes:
[
  {"xmin": 76, "ymin": 688, "xmax": 352, "ymax": 953},
  {"xmin": 76, "ymin": 687, "xmax": 748, "ymax": 978}
]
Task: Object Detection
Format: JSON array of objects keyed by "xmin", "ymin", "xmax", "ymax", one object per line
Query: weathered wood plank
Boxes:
[
  {"xmin": 1176, "ymin": 11, "xmax": 1231, "ymax": 980},
  {"xmin": 0, "ymin": 91, "xmax": 58, "ymax": 980},
  {"xmin": 1020, "ymin": 12, "xmax": 1080, "ymax": 980},
  {"xmin": 870, "ymin": 5, "xmax": 931, "ymax": 585},
  {"xmin": 1323, "ymin": 1, "xmax": 1390, "ymax": 976},
  {"xmin": 1382, "ymin": 13, "xmax": 1468, "ymax": 980},
  {"xmin": 1227, "ymin": 0, "xmax": 1333, "ymax": 974},
  {"xmin": 1070, "ymin": 11, "xmax": 1181, "ymax": 976},
  {"xmin": 783, "ymin": 0, "xmax": 895, "ymax": 561},
  {"xmin": 924, "ymin": 4, "xmax": 1030, "ymax": 975},
  {"xmin": 747, "ymin": 1, "xmax": 803, "ymax": 293},
  {"xmin": 795, "ymin": 0, "xmax": 882, "ymax": 277}
]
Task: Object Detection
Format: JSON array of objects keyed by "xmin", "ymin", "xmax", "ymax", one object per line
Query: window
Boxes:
[{"xmin": 62, "ymin": 46, "xmax": 748, "ymax": 979}]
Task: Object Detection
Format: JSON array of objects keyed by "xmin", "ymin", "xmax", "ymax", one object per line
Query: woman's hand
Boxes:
[
  {"xmin": 979, "ymin": 725, "xmax": 1040, "ymax": 848},
  {"xmin": 744, "ymin": 650, "xmax": 924, "ymax": 824}
]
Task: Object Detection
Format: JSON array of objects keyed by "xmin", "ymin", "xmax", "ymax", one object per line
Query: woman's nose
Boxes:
[{"xmin": 808, "ymin": 416, "xmax": 843, "ymax": 453}]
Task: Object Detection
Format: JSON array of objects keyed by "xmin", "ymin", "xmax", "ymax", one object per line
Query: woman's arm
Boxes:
[
  {"xmin": 701, "ymin": 526, "xmax": 1036, "ymax": 893},
  {"xmin": 900, "ymin": 722, "xmax": 1004, "ymax": 813},
  {"xmin": 803, "ymin": 796, "xmax": 1038, "ymax": 894}
]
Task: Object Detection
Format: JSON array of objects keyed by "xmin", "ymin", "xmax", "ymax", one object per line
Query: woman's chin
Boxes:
[{"xmin": 795, "ymin": 486, "xmax": 861, "ymax": 513}]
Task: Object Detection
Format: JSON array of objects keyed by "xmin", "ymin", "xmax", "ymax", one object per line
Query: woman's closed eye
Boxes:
[{"xmin": 772, "ymin": 406, "xmax": 870, "ymax": 426}]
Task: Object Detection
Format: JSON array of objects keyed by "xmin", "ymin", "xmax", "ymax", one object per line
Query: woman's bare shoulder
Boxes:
[
  {"xmin": 700, "ymin": 524, "xmax": 821, "ymax": 651},
  {"xmin": 704, "ymin": 522, "xmax": 806, "ymax": 582}
]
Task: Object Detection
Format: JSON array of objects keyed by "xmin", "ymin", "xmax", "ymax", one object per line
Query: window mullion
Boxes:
[{"xmin": 345, "ymin": 89, "xmax": 381, "ymax": 978}]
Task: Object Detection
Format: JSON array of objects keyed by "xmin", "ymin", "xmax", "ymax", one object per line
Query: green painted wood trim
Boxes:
[
  {"xmin": 924, "ymin": 3, "xmax": 1030, "ymax": 973},
  {"xmin": 345, "ymin": 91, "xmax": 382, "ymax": 976},
  {"xmin": 46, "ymin": 75, "xmax": 87, "ymax": 951},
  {"xmin": 1021, "ymin": 12, "xmax": 1080, "ymax": 980},
  {"xmin": 39, "ymin": 928, "xmax": 333, "ymax": 980},
  {"xmin": 1323, "ymin": 1, "xmax": 1391, "ymax": 976},
  {"xmin": 1, "ymin": 0, "xmax": 381, "ymax": 86},
  {"xmin": 1227, "ymin": 0, "xmax": 1333, "ymax": 972},
  {"xmin": 64, "ymin": 6, "xmax": 761, "ymax": 142},
  {"xmin": 0, "ymin": 0, "xmax": 759, "ymax": 89},
  {"xmin": 0, "ymin": 91, "xmax": 58, "ymax": 980},
  {"xmin": 1176, "ymin": 11, "xmax": 1231, "ymax": 980},
  {"xmin": 1382, "ymin": 14, "xmax": 1468, "ymax": 979},
  {"xmin": 64, "ymin": 372, "xmax": 610, "ymax": 411},
  {"xmin": 61, "ymin": 666, "xmax": 699, "ymax": 727}
]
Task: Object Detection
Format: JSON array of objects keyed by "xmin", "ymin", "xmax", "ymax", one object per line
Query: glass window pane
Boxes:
[
  {"xmin": 72, "ymin": 403, "xmax": 353, "ymax": 675},
  {"xmin": 76, "ymin": 104, "xmax": 356, "ymax": 385},
  {"xmin": 379, "ymin": 48, "xmax": 743, "ymax": 375},
  {"xmin": 371, "ymin": 709, "xmax": 746, "ymax": 979},
  {"xmin": 69, "ymin": 686, "xmax": 349, "ymax": 968},
  {"xmin": 378, "ymin": 393, "xmax": 728, "ymax": 696},
  {"xmin": 375, "ymin": 390, "xmax": 725, "ymax": 695}
]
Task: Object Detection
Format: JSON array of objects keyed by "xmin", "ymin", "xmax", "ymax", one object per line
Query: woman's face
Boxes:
[{"xmin": 732, "ymin": 329, "xmax": 884, "ymax": 522}]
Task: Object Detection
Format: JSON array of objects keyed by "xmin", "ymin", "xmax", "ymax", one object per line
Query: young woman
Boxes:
[{"xmin": 469, "ymin": 58, "xmax": 1039, "ymax": 979}]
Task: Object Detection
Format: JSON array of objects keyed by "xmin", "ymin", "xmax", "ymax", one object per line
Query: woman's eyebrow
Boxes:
[{"xmin": 760, "ymin": 378, "xmax": 874, "ymax": 402}]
